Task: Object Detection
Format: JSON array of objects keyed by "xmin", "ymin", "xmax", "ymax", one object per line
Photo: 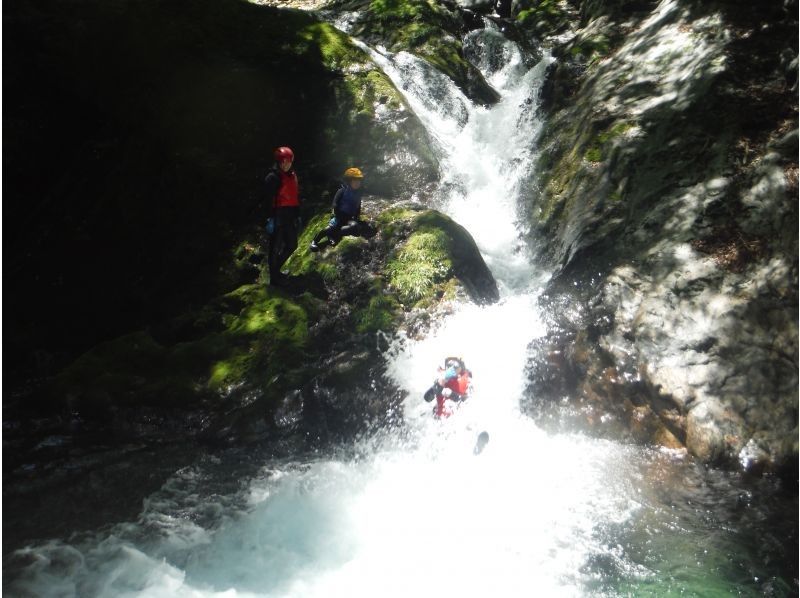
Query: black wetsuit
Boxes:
[
  {"xmin": 312, "ymin": 185, "xmax": 373, "ymax": 245},
  {"xmin": 265, "ymin": 167, "xmax": 300, "ymax": 284}
]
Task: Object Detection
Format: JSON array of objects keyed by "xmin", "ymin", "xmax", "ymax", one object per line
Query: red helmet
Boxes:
[{"xmin": 274, "ymin": 146, "xmax": 294, "ymax": 162}]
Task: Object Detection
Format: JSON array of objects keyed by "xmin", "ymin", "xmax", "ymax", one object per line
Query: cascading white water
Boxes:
[
  {"xmin": 358, "ymin": 26, "xmax": 546, "ymax": 289},
  {"xmin": 9, "ymin": 22, "xmax": 793, "ymax": 598}
]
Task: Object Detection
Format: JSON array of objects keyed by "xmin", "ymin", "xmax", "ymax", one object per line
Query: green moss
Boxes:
[
  {"xmin": 415, "ymin": 37, "xmax": 470, "ymax": 84},
  {"xmin": 204, "ymin": 286, "xmax": 313, "ymax": 391},
  {"xmin": 284, "ymin": 212, "xmax": 337, "ymax": 277},
  {"xmin": 376, "ymin": 207, "xmax": 417, "ymax": 239},
  {"xmin": 51, "ymin": 202, "xmax": 488, "ymax": 416},
  {"xmin": 367, "ymin": 0, "xmax": 452, "ymax": 38},
  {"xmin": 299, "ymin": 21, "xmax": 369, "ymax": 71},
  {"xmin": 354, "ymin": 289, "xmax": 401, "ymax": 333},
  {"xmin": 226, "ymin": 285, "xmax": 309, "ymax": 345},
  {"xmin": 569, "ymin": 34, "xmax": 612, "ymax": 66},
  {"xmin": 336, "ymin": 235, "xmax": 368, "ymax": 257},
  {"xmin": 387, "ymin": 228, "xmax": 452, "ymax": 305},
  {"xmin": 585, "ymin": 146, "xmax": 603, "ymax": 163},
  {"xmin": 441, "ymin": 277, "xmax": 460, "ymax": 300},
  {"xmin": 363, "ymin": 70, "xmax": 403, "ymax": 110},
  {"xmin": 515, "ymin": 0, "xmax": 569, "ymax": 35},
  {"xmin": 585, "ymin": 121, "xmax": 633, "ymax": 163},
  {"xmin": 378, "ymin": 207, "xmax": 418, "ymax": 225},
  {"xmin": 209, "ymin": 353, "xmax": 251, "ymax": 389},
  {"xmin": 538, "ymin": 135, "xmax": 583, "ymax": 222},
  {"xmin": 344, "ymin": 0, "xmax": 494, "ymax": 102},
  {"xmin": 600, "ymin": 121, "xmax": 633, "ymax": 144}
]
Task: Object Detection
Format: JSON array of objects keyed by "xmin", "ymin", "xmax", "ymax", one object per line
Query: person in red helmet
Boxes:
[
  {"xmin": 264, "ymin": 146, "xmax": 302, "ymax": 287},
  {"xmin": 423, "ymin": 356, "xmax": 472, "ymax": 418}
]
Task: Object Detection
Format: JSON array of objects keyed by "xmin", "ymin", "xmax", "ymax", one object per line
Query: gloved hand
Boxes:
[{"xmin": 441, "ymin": 387, "xmax": 452, "ymax": 397}]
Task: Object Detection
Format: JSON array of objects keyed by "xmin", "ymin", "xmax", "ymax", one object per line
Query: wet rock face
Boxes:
[
  {"xmin": 528, "ymin": 0, "xmax": 798, "ymax": 472},
  {"xmin": 3, "ymin": 0, "xmax": 438, "ymax": 388}
]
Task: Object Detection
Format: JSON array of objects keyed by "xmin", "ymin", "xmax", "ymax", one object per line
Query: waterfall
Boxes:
[
  {"xmin": 358, "ymin": 26, "xmax": 555, "ymax": 438},
  {"xmin": 7, "ymin": 22, "xmax": 795, "ymax": 598},
  {"xmin": 357, "ymin": 26, "xmax": 548, "ymax": 289}
]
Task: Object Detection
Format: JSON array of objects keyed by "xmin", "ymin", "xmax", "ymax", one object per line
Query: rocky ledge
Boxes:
[{"xmin": 525, "ymin": 0, "xmax": 797, "ymax": 474}]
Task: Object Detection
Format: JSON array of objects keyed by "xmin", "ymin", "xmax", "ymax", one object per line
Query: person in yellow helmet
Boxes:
[{"xmin": 310, "ymin": 167, "xmax": 374, "ymax": 251}]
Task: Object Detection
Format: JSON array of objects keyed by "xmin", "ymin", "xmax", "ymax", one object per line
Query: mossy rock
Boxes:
[
  {"xmin": 331, "ymin": 0, "xmax": 500, "ymax": 105},
  {"xmin": 514, "ymin": 0, "xmax": 572, "ymax": 37},
  {"xmin": 293, "ymin": 203, "xmax": 498, "ymax": 306},
  {"xmin": 387, "ymin": 228, "xmax": 453, "ymax": 305},
  {"xmin": 51, "ymin": 284, "xmax": 325, "ymax": 416}
]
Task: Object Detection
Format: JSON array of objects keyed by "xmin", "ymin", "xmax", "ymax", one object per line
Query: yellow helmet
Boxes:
[{"xmin": 343, "ymin": 167, "xmax": 364, "ymax": 179}]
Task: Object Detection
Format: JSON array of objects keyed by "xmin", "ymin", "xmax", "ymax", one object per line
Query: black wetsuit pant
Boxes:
[
  {"xmin": 313, "ymin": 216, "xmax": 373, "ymax": 245},
  {"xmin": 268, "ymin": 206, "xmax": 299, "ymax": 282}
]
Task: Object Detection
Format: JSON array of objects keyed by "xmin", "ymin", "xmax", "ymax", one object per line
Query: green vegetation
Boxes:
[
  {"xmin": 515, "ymin": 0, "xmax": 570, "ymax": 36},
  {"xmin": 585, "ymin": 121, "xmax": 633, "ymax": 163},
  {"xmin": 354, "ymin": 282, "xmax": 401, "ymax": 332},
  {"xmin": 387, "ymin": 229, "xmax": 452, "ymax": 304},
  {"xmin": 365, "ymin": 0, "xmax": 457, "ymax": 48},
  {"xmin": 54, "ymin": 283, "xmax": 323, "ymax": 410},
  {"xmin": 532, "ymin": 115, "xmax": 636, "ymax": 225},
  {"xmin": 285, "ymin": 213, "xmax": 340, "ymax": 281},
  {"xmin": 569, "ymin": 34, "xmax": 612, "ymax": 65},
  {"xmin": 299, "ymin": 21, "xmax": 370, "ymax": 71}
]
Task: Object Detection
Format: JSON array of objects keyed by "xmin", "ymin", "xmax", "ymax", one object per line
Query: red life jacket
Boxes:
[
  {"xmin": 435, "ymin": 371, "xmax": 472, "ymax": 418},
  {"xmin": 274, "ymin": 170, "xmax": 300, "ymax": 208}
]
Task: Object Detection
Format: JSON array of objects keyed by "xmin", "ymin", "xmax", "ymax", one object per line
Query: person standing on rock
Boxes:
[
  {"xmin": 309, "ymin": 167, "xmax": 374, "ymax": 251},
  {"xmin": 264, "ymin": 146, "xmax": 302, "ymax": 287},
  {"xmin": 423, "ymin": 356, "xmax": 472, "ymax": 418}
]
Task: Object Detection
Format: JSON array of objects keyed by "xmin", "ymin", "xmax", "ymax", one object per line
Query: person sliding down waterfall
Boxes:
[
  {"xmin": 423, "ymin": 356, "xmax": 472, "ymax": 418},
  {"xmin": 309, "ymin": 167, "xmax": 374, "ymax": 251}
]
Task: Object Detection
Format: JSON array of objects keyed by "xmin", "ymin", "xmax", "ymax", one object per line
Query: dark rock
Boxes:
[{"xmin": 528, "ymin": 0, "xmax": 798, "ymax": 471}]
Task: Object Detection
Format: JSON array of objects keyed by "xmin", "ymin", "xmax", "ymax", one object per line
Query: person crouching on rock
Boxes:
[
  {"xmin": 265, "ymin": 146, "xmax": 302, "ymax": 287},
  {"xmin": 423, "ymin": 356, "xmax": 472, "ymax": 418},
  {"xmin": 310, "ymin": 167, "xmax": 374, "ymax": 251}
]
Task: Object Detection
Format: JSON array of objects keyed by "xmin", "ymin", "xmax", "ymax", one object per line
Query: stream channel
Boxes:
[{"xmin": 5, "ymin": 19, "xmax": 797, "ymax": 598}]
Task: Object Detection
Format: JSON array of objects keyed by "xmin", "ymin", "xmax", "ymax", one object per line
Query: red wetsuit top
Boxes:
[
  {"xmin": 274, "ymin": 170, "xmax": 300, "ymax": 208},
  {"xmin": 435, "ymin": 371, "xmax": 472, "ymax": 418}
]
